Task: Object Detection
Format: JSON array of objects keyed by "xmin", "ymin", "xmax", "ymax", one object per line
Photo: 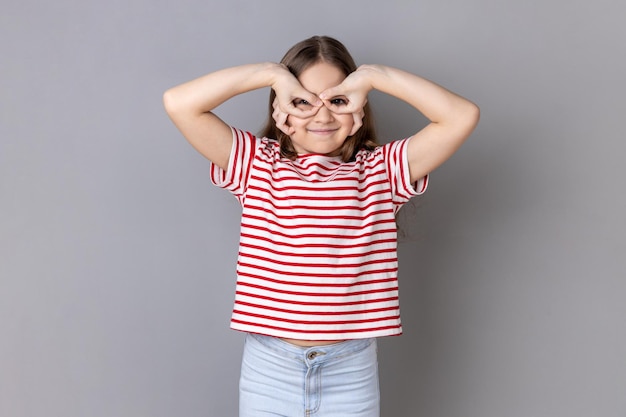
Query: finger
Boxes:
[
  {"xmin": 272, "ymin": 104, "xmax": 281, "ymax": 122},
  {"xmin": 272, "ymin": 100, "xmax": 284, "ymax": 126},
  {"xmin": 323, "ymin": 99, "xmax": 360, "ymax": 115},
  {"xmin": 276, "ymin": 113, "xmax": 291, "ymax": 136},
  {"xmin": 298, "ymin": 90, "xmax": 322, "ymax": 108},
  {"xmin": 349, "ymin": 109, "xmax": 365, "ymax": 136},
  {"xmin": 284, "ymin": 104, "xmax": 322, "ymax": 121},
  {"xmin": 276, "ymin": 120, "xmax": 291, "ymax": 136},
  {"xmin": 320, "ymin": 92, "xmax": 365, "ymax": 115},
  {"xmin": 277, "ymin": 124, "xmax": 292, "ymax": 136},
  {"xmin": 272, "ymin": 98, "xmax": 289, "ymax": 134},
  {"xmin": 318, "ymin": 86, "xmax": 342, "ymax": 101},
  {"xmin": 274, "ymin": 106, "xmax": 296, "ymax": 136}
]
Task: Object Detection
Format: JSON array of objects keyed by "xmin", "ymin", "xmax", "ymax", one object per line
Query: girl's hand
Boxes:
[
  {"xmin": 272, "ymin": 97, "xmax": 295, "ymax": 136},
  {"xmin": 273, "ymin": 97, "xmax": 365, "ymax": 137},
  {"xmin": 271, "ymin": 65, "xmax": 321, "ymax": 129},
  {"xmin": 319, "ymin": 65, "xmax": 376, "ymax": 136},
  {"xmin": 318, "ymin": 65, "xmax": 375, "ymax": 116},
  {"xmin": 349, "ymin": 108, "xmax": 365, "ymax": 136}
]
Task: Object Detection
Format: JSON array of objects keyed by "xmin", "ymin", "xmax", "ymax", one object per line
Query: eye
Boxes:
[
  {"xmin": 329, "ymin": 97, "xmax": 348, "ymax": 106},
  {"xmin": 293, "ymin": 98, "xmax": 311, "ymax": 108}
]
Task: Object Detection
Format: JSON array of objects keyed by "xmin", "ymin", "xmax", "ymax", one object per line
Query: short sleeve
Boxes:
[
  {"xmin": 210, "ymin": 127, "xmax": 257, "ymax": 202},
  {"xmin": 382, "ymin": 138, "xmax": 429, "ymax": 208}
]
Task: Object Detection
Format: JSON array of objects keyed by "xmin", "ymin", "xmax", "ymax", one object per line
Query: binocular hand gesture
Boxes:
[{"xmin": 271, "ymin": 66, "xmax": 371, "ymax": 137}]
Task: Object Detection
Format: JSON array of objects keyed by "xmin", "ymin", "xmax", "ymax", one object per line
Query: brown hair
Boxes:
[{"xmin": 258, "ymin": 36, "xmax": 378, "ymax": 162}]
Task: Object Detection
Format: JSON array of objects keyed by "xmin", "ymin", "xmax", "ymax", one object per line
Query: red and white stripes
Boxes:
[{"xmin": 210, "ymin": 128, "xmax": 428, "ymax": 340}]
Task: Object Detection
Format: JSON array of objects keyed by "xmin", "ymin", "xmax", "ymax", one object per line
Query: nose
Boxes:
[{"xmin": 313, "ymin": 104, "xmax": 335, "ymax": 123}]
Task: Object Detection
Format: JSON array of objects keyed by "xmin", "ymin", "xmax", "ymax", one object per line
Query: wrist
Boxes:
[
  {"xmin": 355, "ymin": 64, "xmax": 387, "ymax": 90},
  {"xmin": 265, "ymin": 63, "xmax": 293, "ymax": 90}
]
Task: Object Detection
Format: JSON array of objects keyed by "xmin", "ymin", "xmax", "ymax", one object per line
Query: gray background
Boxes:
[{"xmin": 2, "ymin": 0, "xmax": 625, "ymax": 416}]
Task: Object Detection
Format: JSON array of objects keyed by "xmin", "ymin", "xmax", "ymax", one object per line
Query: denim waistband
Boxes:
[{"xmin": 248, "ymin": 332, "xmax": 376, "ymax": 365}]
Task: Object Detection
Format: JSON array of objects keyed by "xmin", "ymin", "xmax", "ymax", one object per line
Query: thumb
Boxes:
[
  {"xmin": 318, "ymin": 86, "xmax": 341, "ymax": 101},
  {"xmin": 294, "ymin": 87, "xmax": 322, "ymax": 107}
]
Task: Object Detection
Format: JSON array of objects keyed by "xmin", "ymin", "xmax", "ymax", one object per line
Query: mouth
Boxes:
[{"xmin": 307, "ymin": 128, "xmax": 339, "ymax": 135}]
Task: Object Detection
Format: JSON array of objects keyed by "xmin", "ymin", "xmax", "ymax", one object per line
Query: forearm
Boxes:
[
  {"xmin": 353, "ymin": 65, "xmax": 479, "ymax": 181},
  {"xmin": 162, "ymin": 62, "xmax": 286, "ymax": 169},
  {"xmin": 163, "ymin": 62, "xmax": 282, "ymax": 117},
  {"xmin": 359, "ymin": 64, "xmax": 478, "ymax": 125}
]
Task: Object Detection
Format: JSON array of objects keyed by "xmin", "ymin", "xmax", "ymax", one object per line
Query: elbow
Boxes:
[
  {"xmin": 162, "ymin": 88, "xmax": 179, "ymax": 117},
  {"xmin": 163, "ymin": 87, "xmax": 204, "ymax": 121},
  {"xmin": 162, "ymin": 88, "xmax": 195, "ymax": 123},
  {"xmin": 452, "ymin": 101, "xmax": 480, "ymax": 144},
  {"xmin": 467, "ymin": 101, "xmax": 481, "ymax": 125},
  {"xmin": 462, "ymin": 101, "xmax": 480, "ymax": 134}
]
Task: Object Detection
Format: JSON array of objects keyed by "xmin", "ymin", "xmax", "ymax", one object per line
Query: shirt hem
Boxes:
[{"xmin": 230, "ymin": 323, "xmax": 403, "ymax": 340}]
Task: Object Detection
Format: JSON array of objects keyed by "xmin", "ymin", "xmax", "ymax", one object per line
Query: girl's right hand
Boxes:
[
  {"xmin": 272, "ymin": 97, "xmax": 295, "ymax": 136},
  {"xmin": 271, "ymin": 65, "xmax": 322, "ymax": 133}
]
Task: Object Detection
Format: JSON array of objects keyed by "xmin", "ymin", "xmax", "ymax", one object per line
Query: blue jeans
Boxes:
[{"xmin": 239, "ymin": 333, "xmax": 380, "ymax": 417}]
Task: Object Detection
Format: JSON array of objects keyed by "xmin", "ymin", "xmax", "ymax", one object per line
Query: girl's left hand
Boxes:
[
  {"xmin": 348, "ymin": 108, "xmax": 365, "ymax": 136},
  {"xmin": 319, "ymin": 66, "xmax": 376, "ymax": 136},
  {"xmin": 318, "ymin": 65, "xmax": 375, "ymax": 116}
]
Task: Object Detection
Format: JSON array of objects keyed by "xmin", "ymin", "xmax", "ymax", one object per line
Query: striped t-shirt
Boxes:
[{"xmin": 210, "ymin": 127, "xmax": 428, "ymax": 340}]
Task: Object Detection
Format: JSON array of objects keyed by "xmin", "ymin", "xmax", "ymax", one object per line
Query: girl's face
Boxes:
[{"xmin": 287, "ymin": 62, "xmax": 354, "ymax": 156}]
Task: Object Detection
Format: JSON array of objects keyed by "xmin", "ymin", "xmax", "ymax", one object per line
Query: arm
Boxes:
[
  {"xmin": 320, "ymin": 65, "xmax": 480, "ymax": 183},
  {"xmin": 163, "ymin": 63, "xmax": 321, "ymax": 170}
]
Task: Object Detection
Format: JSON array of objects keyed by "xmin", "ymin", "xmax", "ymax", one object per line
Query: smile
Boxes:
[{"xmin": 307, "ymin": 128, "xmax": 339, "ymax": 135}]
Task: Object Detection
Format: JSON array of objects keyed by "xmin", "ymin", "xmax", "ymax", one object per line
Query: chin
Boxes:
[{"xmin": 310, "ymin": 145, "xmax": 343, "ymax": 155}]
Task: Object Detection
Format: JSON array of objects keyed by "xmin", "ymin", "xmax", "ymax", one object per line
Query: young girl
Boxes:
[{"xmin": 164, "ymin": 35, "xmax": 479, "ymax": 417}]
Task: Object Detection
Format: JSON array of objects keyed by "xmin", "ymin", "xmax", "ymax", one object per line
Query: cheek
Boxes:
[
  {"xmin": 287, "ymin": 115, "xmax": 307, "ymax": 129},
  {"xmin": 337, "ymin": 114, "xmax": 354, "ymax": 130}
]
